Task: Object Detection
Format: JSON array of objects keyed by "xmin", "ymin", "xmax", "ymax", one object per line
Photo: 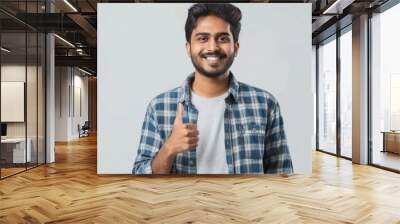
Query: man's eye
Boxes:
[
  {"xmin": 219, "ymin": 36, "xmax": 230, "ymax": 42},
  {"xmin": 198, "ymin": 36, "xmax": 208, "ymax": 42}
]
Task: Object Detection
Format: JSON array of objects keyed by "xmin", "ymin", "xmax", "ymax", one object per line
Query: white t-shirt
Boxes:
[{"xmin": 191, "ymin": 90, "xmax": 229, "ymax": 174}]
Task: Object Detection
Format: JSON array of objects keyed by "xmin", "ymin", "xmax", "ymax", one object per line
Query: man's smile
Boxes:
[{"xmin": 201, "ymin": 53, "xmax": 226, "ymax": 66}]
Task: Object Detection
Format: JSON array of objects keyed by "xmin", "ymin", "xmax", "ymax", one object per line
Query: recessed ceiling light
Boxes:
[
  {"xmin": 322, "ymin": 0, "xmax": 353, "ymax": 15},
  {"xmin": 78, "ymin": 67, "xmax": 93, "ymax": 76},
  {"xmin": 63, "ymin": 0, "xmax": 78, "ymax": 12},
  {"xmin": 1, "ymin": 47, "xmax": 11, "ymax": 53},
  {"xmin": 54, "ymin": 34, "xmax": 75, "ymax": 48}
]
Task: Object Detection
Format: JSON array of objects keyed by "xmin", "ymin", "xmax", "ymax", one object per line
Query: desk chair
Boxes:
[{"xmin": 79, "ymin": 121, "xmax": 90, "ymax": 138}]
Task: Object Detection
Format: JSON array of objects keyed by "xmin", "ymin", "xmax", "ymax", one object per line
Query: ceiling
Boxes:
[{"xmin": 0, "ymin": 0, "xmax": 393, "ymax": 75}]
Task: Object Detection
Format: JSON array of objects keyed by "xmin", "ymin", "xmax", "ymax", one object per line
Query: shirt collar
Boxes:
[{"xmin": 178, "ymin": 71, "xmax": 240, "ymax": 104}]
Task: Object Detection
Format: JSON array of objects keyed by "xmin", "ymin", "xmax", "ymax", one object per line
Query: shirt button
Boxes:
[{"xmin": 189, "ymin": 160, "xmax": 194, "ymax": 165}]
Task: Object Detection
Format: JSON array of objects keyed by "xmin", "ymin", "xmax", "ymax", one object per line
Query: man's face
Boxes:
[{"xmin": 186, "ymin": 15, "xmax": 239, "ymax": 78}]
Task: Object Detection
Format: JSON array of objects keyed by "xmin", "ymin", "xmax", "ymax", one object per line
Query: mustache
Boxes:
[{"xmin": 200, "ymin": 51, "xmax": 227, "ymax": 58}]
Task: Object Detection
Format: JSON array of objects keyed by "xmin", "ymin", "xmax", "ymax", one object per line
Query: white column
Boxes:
[
  {"xmin": 46, "ymin": 32, "xmax": 55, "ymax": 163},
  {"xmin": 352, "ymin": 14, "xmax": 369, "ymax": 164},
  {"xmin": 45, "ymin": 0, "xmax": 56, "ymax": 163}
]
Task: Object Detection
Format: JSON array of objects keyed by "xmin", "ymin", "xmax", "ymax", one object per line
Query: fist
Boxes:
[{"xmin": 164, "ymin": 103, "xmax": 199, "ymax": 155}]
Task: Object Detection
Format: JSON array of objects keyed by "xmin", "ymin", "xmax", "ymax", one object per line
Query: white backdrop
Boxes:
[{"xmin": 98, "ymin": 3, "xmax": 313, "ymax": 174}]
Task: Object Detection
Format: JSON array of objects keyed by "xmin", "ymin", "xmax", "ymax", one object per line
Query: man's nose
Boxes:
[{"xmin": 206, "ymin": 38, "xmax": 220, "ymax": 52}]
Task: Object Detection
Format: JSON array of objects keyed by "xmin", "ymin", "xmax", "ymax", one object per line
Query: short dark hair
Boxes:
[{"xmin": 185, "ymin": 3, "xmax": 242, "ymax": 43}]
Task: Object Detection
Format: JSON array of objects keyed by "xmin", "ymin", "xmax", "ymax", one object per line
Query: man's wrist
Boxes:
[{"xmin": 163, "ymin": 141, "xmax": 176, "ymax": 159}]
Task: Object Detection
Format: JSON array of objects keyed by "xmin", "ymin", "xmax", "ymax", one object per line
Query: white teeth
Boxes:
[{"xmin": 205, "ymin": 56, "xmax": 220, "ymax": 63}]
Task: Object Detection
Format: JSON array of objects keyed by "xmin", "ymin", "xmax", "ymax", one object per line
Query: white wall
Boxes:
[
  {"xmin": 55, "ymin": 67, "xmax": 89, "ymax": 141},
  {"xmin": 55, "ymin": 67, "xmax": 69, "ymax": 141},
  {"xmin": 98, "ymin": 3, "xmax": 313, "ymax": 174}
]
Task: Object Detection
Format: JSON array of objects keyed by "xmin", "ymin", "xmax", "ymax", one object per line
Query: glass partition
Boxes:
[
  {"xmin": 27, "ymin": 31, "xmax": 38, "ymax": 169},
  {"xmin": 339, "ymin": 28, "xmax": 352, "ymax": 158},
  {"xmin": 318, "ymin": 36, "xmax": 337, "ymax": 155},
  {"xmin": 38, "ymin": 32, "xmax": 45, "ymax": 165},
  {"xmin": 371, "ymin": 4, "xmax": 400, "ymax": 171},
  {"xmin": 1, "ymin": 31, "xmax": 28, "ymax": 177},
  {"xmin": 0, "ymin": 1, "xmax": 46, "ymax": 179}
]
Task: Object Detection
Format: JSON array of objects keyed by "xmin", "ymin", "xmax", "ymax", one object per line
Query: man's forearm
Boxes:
[{"xmin": 151, "ymin": 144, "xmax": 176, "ymax": 174}]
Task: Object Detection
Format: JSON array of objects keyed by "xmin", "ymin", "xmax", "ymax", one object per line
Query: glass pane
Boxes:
[
  {"xmin": 371, "ymin": 4, "xmax": 400, "ymax": 171},
  {"xmin": 318, "ymin": 37, "xmax": 337, "ymax": 154},
  {"xmin": 27, "ymin": 31, "xmax": 38, "ymax": 169},
  {"xmin": 38, "ymin": 32, "xmax": 45, "ymax": 165},
  {"xmin": 340, "ymin": 29, "xmax": 352, "ymax": 158},
  {"xmin": 0, "ymin": 1, "xmax": 46, "ymax": 178},
  {"xmin": 1, "ymin": 31, "xmax": 27, "ymax": 177}
]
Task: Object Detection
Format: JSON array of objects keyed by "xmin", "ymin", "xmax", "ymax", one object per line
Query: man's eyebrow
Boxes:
[
  {"xmin": 215, "ymin": 32, "xmax": 231, "ymax": 36},
  {"xmin": 194, "ymin": 32, "xmax": 231, "ymax": 36},
  {"xmin": 195, "ymin": 32, "xmax": 210, "ymax": 36}
]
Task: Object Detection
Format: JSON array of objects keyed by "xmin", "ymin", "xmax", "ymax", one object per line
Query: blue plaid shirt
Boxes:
[{"xmin": 133, "ymin": 72, "xmax": 293, "ymax": 174}]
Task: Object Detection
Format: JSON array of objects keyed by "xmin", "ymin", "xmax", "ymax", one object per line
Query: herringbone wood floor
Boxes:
[{"xmin": 1, "ymin": 135, "xmax": 400, "ymax": 224}]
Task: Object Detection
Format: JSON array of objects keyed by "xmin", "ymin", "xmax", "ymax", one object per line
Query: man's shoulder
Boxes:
[
  {"xmin": 147, "ymin": 87, "xmax": 181, "ymax": 109},
  {"xmin": 238, "ymin": 82, "xmax": 279, "ymax": 106}
]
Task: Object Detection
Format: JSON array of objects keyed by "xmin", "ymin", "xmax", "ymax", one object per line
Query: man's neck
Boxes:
[{"xmin": 191, "ymin": 71, "xmax": 230, "ymax": 98}]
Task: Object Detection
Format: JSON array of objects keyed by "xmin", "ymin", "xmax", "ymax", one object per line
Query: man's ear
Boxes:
[
  {"xmin": 234, "ymin": 42, "xmax": 240, "ymax": 57},
  {"xmin": 185, "ymin": 42, "xmax": 191, "ymax": 57}
]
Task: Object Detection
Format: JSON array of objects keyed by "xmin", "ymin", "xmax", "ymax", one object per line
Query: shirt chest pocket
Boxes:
[{"xmin": 236, "ymin": 122, "xmax": 266, "ymax": 160}]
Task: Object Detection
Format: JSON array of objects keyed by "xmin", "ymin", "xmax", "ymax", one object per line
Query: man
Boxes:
[{"xmin": 133, "ymin": 3, "xmax": 293, "ymax": 174}]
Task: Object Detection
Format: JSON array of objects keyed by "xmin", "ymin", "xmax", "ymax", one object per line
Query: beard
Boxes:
[{"xmin": 189, "ymin": 49, "xmax": 235, "ymax": 78}]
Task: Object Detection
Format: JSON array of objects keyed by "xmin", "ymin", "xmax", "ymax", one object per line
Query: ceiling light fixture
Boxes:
[
  {"xmin": 1, "ymin": 47, "xmax": 11, "ymax": 53},
  {"xmin": 322, "ymin": 0, "xmax": 342, "ymax": 14},
  {"xmin": 78, "ymin": 67, "xmax": 93, "ymax": 76},
  {"xmin": 63, "ymin": 0, "xmax": 78, "ymax": 12},
  {"xmin": 322, "ymin": 0, "xmax": 355, "ymax": 15},
  {"xmin": 76, "ymin": 48, "xmax": 85, "ymax": 55},
  {"xmin": 54, "ymin": 34, "xmax": 75, "ymax": 48}
]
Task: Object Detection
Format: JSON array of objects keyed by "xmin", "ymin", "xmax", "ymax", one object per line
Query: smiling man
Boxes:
[{"xmin": 133, "ymin": 3, "xmax": 293, "ymax": 175}]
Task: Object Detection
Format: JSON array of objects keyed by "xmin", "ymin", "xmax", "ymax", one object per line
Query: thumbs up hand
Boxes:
[{"xmin": 163, "ymin": 103, "xmax": 199, "ymax": 156}]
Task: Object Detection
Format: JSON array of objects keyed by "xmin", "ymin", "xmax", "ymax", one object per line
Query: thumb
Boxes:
[{"xmin": 174, "ymin": 103, "xmax": 184, "ymax": 125}]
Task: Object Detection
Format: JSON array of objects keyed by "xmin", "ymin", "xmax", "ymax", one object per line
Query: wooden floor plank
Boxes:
[{"xmin": 0, "ymin": 135, "xmax": 400, "ymax": 223}]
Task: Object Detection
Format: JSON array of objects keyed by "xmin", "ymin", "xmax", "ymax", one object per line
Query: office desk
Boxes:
[
  {"xmin": 1, "ymin": 138, "xmax": 32, "ymax": 163},
  {"xmin": 381, "ymin": 131, "xmax": 400, "ymax": 154}
]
